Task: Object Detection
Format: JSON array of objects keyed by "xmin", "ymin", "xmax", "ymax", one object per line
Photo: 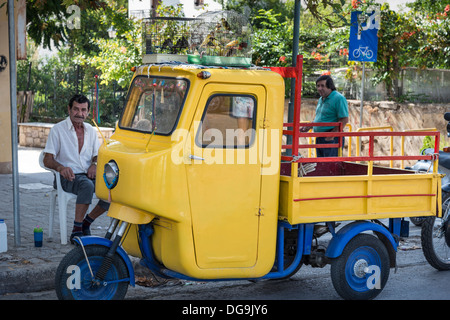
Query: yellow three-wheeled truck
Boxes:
[{"xmin": 55, "ymin": 55, "xmax": 442, "ymax": 300}]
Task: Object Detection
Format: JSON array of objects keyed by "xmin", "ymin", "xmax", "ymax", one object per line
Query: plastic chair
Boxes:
[{"xmin": 38, "ymin": 151, "xmax": 95, "ymax": 244}]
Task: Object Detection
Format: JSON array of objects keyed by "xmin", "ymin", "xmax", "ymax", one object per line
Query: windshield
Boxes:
[{"xmin": 119, "ymin": 76, "xmax": 188, "ymax": 135}]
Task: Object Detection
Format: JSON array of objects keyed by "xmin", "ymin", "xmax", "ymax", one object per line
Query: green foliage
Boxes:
[
  {"xmin": 26, "ymin": 0, "xmax": 70, "ymax": 49},
  {"xmin": 252, "ymin": 8, "xmax": 348, "ymax": 68},
  {"xmin": 70, "ymin": 0, "xmax": 141, "ymax": 88},
  {"xmin": 420, "ymin": 135, "xmax": 435, "ymax": 153},
  {"xmin": 226, "ymin": 0, "xmax": 295, "ymax": 26},
  {"xmin": 25, "ymin": 0, "xmax": 113, "ymax": 49},
  {"xmin": 371, "ymin": 4, "xmax": 414, "ymax": 98},
  {"xmin": 407, "ymin": 1, "xmax": 450, "ymax": 69},
  {"xmin": 302, "ymin": 0, "xmax": 350, "ymax": 28},
  {"xmin": 252, "ymin": 9, "xmax": 293, "ymax": 66},
  {"xmin": 85, "ymin": 19, "xmax": 142, "ymax": 88},
  {"xmin": 368, "ymin": 2, "xmax": 450, "ymax": 99}
]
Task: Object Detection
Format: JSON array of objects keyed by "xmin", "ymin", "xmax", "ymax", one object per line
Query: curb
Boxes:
[
  {"xmin": 0, "ymin": 263, "xmax": 58, "ymax": 295},
  {"xmin": 0, "ymin": 255, "xmax": 152, "ymax": 296}
]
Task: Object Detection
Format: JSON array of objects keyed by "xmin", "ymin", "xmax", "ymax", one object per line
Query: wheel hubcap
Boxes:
[{"xmin": 353, "ymin": 259, "xmax": 369, "ymax": 278}]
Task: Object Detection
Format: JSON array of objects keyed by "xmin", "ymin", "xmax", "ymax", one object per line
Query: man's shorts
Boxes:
[{"xmin": 59, "ymin": 173, "xmax": 110, "ymax": 211}]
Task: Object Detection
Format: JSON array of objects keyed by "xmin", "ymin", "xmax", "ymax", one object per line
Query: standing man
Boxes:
[
  {"xmin": 43, "ymin": 94, "xmax": 109, "ymax": 244},
  {"xmin": 301, "ymin": 75, "xmax": 349, "ymax": 157}
]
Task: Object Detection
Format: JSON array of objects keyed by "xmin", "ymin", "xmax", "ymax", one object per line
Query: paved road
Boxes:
[{"xmin": 2, "ymin": 234, "xmax": 448, "ymax": 302}]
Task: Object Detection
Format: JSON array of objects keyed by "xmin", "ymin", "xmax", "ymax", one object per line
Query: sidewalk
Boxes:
[{"xmin": 0, "ymin": 147, "xmax": 112, "ymax": 296}]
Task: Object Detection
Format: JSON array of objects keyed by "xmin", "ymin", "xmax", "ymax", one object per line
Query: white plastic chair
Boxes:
[{"xmin": 38, "ymin": 151, "xmax": 95, "ymax": 245}]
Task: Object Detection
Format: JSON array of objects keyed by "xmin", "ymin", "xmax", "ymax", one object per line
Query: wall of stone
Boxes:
[
  {"xmin": 291, "ymin": 98, "xmax": 449, "ymax": 167},
  {"xmin": 18, "ymin": 122, "xmax": 114, "ymax": 148}
]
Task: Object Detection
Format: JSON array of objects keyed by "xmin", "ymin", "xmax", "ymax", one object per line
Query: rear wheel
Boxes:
[
  {"xmin": 410, "ymin": 217, "xmax": 426, "ymax": 226},
  {"xmin": 330, "ymin": 234, "xmax": 390, "ymax": 300},
  {"xmin": 55, "ymin": 245, "xmax": 129, "ymax": 300},
  {"xmin": 421, "ymin": 193, "xmax": 450, "ymax": 270},
  {"xmin": 421, "ymin": 216, "xmax": 450, "ymax": 270}
]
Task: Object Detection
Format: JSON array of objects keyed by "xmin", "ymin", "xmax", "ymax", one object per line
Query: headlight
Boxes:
[{"xmin": 103, "ymin": 160, "xmax": 119, "ymax": 189}]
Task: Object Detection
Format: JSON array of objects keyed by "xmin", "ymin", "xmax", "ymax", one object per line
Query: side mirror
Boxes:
[
  {"xmin": 444, "ymin": 112, "xmax": 450, "ymax": 121},
  {"xmin": 445, "ymin": 112, "xmax": 450, "ymax": 136}
]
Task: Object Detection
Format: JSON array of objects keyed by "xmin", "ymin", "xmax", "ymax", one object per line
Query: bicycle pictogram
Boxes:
[{"xmin": 352, "ymin": 46, "xmax": 374, "ymax": 59}]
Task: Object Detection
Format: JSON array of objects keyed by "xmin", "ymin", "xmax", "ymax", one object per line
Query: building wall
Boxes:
[
  {"xmin": 0, "ymin": 4, "xmax": 13, "ymax": 173},
  {"xmin": 0, "ymin": 1, "xmax": 25, "ymax": 174}
]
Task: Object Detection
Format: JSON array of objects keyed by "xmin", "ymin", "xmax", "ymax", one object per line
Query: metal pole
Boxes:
[
  {"xmin": 8, "ymin": 0, "xmax": 21, "ymax": 246},
  {"xmin": 359, "ymin": 61, "xmax": 365, "ymax": 128},
  {"xmin": 287, "ymin": 0, "xmax": 301, "ymax": 156}
]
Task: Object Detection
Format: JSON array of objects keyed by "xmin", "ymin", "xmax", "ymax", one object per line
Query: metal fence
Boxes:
[
  {"xmin": 306, "ymin": 66, "xmax": 450, "ymax": 103},
  {"xmin": 31, "ymin": 82, "xmax": 126, "ymax": 126}
]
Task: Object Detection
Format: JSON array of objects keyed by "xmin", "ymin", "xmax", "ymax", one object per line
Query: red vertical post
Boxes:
[
  {"xmin": 292, "ymin": 55, "xmax": 303, "ymax": 157},
  {"xmin": 369, "ymin": 135, "xmax": 374, "ymax": 158},
  {"xmin": 434, "ymin": 131, "xmax": 440, "ymax": 154}
]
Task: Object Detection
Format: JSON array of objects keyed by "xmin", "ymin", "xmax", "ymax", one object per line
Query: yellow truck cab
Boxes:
[{"xmin": 96, "ymin": 64, "xmax": 285, "ymax": 279}]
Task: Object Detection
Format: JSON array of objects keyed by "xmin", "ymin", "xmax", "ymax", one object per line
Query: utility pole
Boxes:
[{"xmin": 8, "ymin": 0, "xmax": 21, "ymax": 246}]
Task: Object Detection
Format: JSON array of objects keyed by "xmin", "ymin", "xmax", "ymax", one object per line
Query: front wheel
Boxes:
[
  {"xmin": 330, "ymin": 234, "xmax": 390, "ymax": 300},
  {"xmin": 55, "ymin": 245, "xmax": 129, "ymax": 300}
]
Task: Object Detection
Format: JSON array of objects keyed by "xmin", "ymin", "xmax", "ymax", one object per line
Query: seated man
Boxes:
[{"xmin": 43, "ymin": 94, "xmax": 109, "ymax": 244}]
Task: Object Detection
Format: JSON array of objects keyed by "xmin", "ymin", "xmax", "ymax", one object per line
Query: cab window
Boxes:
[
  {"xmin": 119, "ymin": 76, "xmax": 188, "ymax": 135},
  {"xmin": 196, "ymin": 94, "xmax": 256, "ymax": 148}
]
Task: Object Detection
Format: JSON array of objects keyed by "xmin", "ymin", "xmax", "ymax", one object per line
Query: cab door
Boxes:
[{"xmin": 186, "ymin": 83, "xmax": 266, "ymax": 269}]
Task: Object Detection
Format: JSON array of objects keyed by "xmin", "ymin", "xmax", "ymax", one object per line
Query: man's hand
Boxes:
[
  {"xmin": 44, "ymin": 152, "xmax": 75, "ymax": 181},
  {"xmin": 300, "ymin": 125, "xmax": 311, "ymax": 133},
  {"xmin": 87, "ymin": 164, "xmax": 96, "ymax": 179},
  {"xmin": 325, "ymin": 117, "xmax": 348, "ymax": 141},
  {"xmin": 58, "ymin": 166, "xmax": 75, "ymax": 181}
]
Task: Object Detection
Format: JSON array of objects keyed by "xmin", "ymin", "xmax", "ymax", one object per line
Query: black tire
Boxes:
[
  {"xmin": 330, "ymin": 234, "xmax": 390, "ymax": 300},
  {"xmin": 410, "ymin": 217, "xmax": 426, "ymax": 226},
  {"xmin": 421, "ymin": 191, "xmax": 450, "ymax": 271},
  {"xmin": 421, "ymin": 216, "xmax": 450, "ymax": 270},
  {"xmin": 55, "ymin": 245, "xmax": 129, "ymax": 300}
]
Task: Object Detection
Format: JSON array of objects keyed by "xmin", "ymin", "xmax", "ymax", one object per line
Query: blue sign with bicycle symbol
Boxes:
[{"xmin": 349, "ymin": 10, "xmax": 380, "ymax": 62}]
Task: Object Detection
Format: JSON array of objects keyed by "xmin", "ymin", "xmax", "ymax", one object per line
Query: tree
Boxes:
[
  {"xmin": 74, "ymin": 1, "xmax": 142, "ymax": 88},
  {"xmin": 25, "ymin": 0, "xmax": 108, "ymax": 49},
  {"xmin": 406, "ymin": 0, "xmax": 450, "ymax": 69},
  {"xmin": 226, "ymin": 0, "xmax": 296, "ymax": 26},
  {"xmin": 367, "ymin": 1, "xmax": 450, "ymax": 99},
  {"xmin": 370, "ymin": 3, "xmax": 420, "ymax": 98},
  {"xmin": 86, "ymin": 19, "xmax": 142, "ymax": 88},
  {"xmin": 252, "ymin": 9, "xmax": 293, "ymax": 66}
]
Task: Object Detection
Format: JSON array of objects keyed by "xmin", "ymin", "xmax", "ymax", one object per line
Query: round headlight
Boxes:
[{"xmin": 103, "ymin": 160, "xmax": 119, "ymax": 189}]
